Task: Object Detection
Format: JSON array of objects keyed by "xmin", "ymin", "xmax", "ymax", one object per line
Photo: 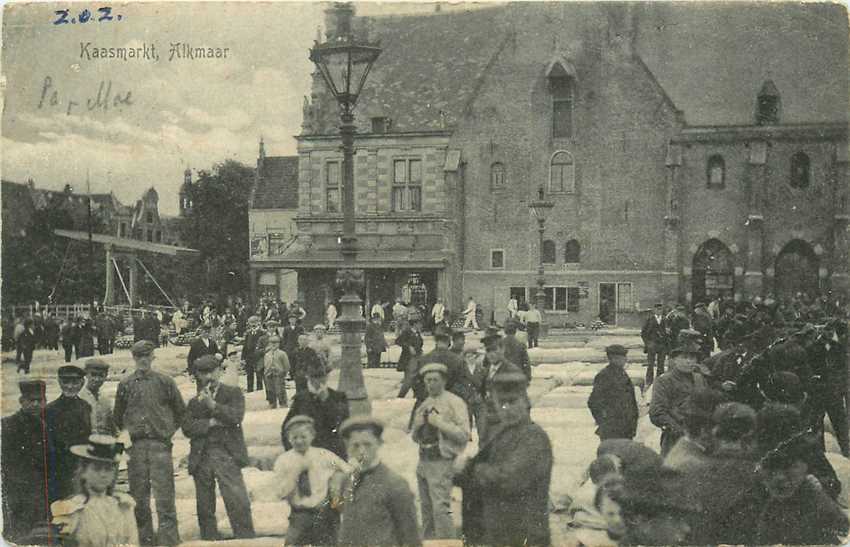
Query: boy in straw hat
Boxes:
[{"xmin": 51, "ymin": 434, "xmax": 138, "ymax": 547}]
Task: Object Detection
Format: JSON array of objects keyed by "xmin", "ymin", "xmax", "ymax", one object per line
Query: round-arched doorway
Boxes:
[
  {"xmin": 692, "ymin": 239, "xmax": 735, "ymax": 304},
  {"xmin": 774, "ymin": 240, "xmax": 819, "ymax": 299}
]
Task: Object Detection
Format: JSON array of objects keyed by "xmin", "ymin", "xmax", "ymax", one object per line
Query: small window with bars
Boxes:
[{"xmin": 616, "ymin": 282, "xmax": 633, "ymax": 312}]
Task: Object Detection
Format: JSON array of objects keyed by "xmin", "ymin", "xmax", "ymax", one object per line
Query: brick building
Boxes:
[
  {"xmin": 265, "ymin": 2, "xmax": 848, "ymax": 327},
  {"xmin": 247, "ymin": 140, "xmax": 300, "ymax": 302}
]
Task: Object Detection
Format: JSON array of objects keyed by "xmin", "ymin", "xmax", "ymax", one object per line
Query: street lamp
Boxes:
[
  {"xmin": 529, "ymin": 186, "xmax": 554, "ymax": 335},
  {"xmin": 309, "ymin": 3, "xmax": 381, "ymax": 415}
]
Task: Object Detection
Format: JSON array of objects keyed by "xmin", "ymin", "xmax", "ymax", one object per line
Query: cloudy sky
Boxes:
[{"xmin": 2, "ymin": 1, "xmax": 464, "ymax": 215}]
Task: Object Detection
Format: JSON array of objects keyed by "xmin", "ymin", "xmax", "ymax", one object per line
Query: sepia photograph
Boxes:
[{"xmin": 1, "ymin": 1, "xmax": 849, "ymax": 545}]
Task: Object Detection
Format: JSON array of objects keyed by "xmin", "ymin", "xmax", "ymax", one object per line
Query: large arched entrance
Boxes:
[
  {"xmin": 692, "ymin": 239, "xmax": 735, "ymax": 304},
  {"xmin": 774, "ymin": 240, "xmax": 819, "ymax": 299}
]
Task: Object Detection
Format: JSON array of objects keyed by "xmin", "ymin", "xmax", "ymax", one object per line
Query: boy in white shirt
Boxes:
[{"xmin": 272, "ymin": 415, "xmax": 351, "ymax": 545}]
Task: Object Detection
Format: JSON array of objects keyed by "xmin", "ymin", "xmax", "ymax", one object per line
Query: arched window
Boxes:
[
  {"xmin": 491, "ymin": 162, "xmax": 505, "ymax": 189},
  {"xmin": 756, "ymin": 80, "xmax": 780, "ymax": 125},
  {"xmin": 542, "ymin": 239, "xmax": 556, "ymax": 264},
  {"xmin": 707, "ymin": 155, "xmax": 725, "ymax": 189},
  {"xmin": 790, "ymin": 152, "xmax": 810, "ymax": 189},
  {"xmin": 550, "ymin": 151, "xmax": 575, "ymax": 194},
  {"xmin": 564, "ymin": 239, "xmax": 581, "ymax": 263}
]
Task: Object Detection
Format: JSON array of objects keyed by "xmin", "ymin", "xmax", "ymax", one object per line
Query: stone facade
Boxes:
[{"xmin": 270, "ymin": 2, "xmax": 848, "ymax": 327}]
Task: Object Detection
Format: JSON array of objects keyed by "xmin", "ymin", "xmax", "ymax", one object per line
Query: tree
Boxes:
[
  {"xmin": 179, "ymin": 160, "xmax": 254, "ymax": 301},
  {"xmin": 2, "ymin": 195, "xmax": 107, "ymax": 306}
]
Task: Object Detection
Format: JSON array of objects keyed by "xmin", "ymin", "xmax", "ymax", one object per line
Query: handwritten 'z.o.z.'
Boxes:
[{"xmin": 53, "ymin": 7, "xmax": 122, "ymax": 25}]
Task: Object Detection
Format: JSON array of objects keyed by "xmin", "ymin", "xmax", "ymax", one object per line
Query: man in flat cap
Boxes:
[
  {"xmin": 187, "ymin": 324, "xmax": 219, "ymax": 376},
  {"xmin": 337, "ymin": 416, "xmax": 421, "ymax": 547},
  {"xmin": 663, "ymin": 388, "xmax": 727, "ymax": 472},
  {"xmin": 2, "ymin": 380, "xmax": 50, "ymax": 543},
  {"xmin": 282, "ymin": 353, "xmax": 349, "ymax": 459},
  {"xmin": 46, "ymin": 365, "xmax": 92, "ymax": 503},
  {"xmin": 113, "ymin": 340, "xmax": 185, "ymax": 545},
  {"xmin": 478, "ymin": 326, "xmax": 523, "ymax": 442},
  {"xmin": 411, "ymin": 362, "xmax": 469, "ymax": 539},
  {"xmin": 79, "ymin": 359, "xmax": 117, "ymax": 435},
  {"xmin": 455, "ymin": 368, "xmax": 552, "ymax": 546},
  {"xmin": 182, "ymin": 355, "xmax": 255, "ymax": 540},
  {"xmin": 588, "ymin": 345, "xmax": 639, "ymax": 442},
  {"xmin": 650, "ymin": 330, "xmax": 711, "ymax": 456}
]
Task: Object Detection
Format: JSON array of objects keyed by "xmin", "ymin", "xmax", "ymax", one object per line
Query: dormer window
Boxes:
[
  {"xmin": 371, "ymin": 117, "xmax": 391, "ymax": 134},
  {"xmin": 756, "ymin": 80, "xmax": 780, "ymax": 125},
  {"xmin": 707, "ymin": 155, "xmax": 725, "ymax": 189}
]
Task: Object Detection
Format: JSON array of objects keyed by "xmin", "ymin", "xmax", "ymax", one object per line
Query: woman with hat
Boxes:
[{"xmin": 50, "ymin": 434, "xmax": 139, "ymax": 547}]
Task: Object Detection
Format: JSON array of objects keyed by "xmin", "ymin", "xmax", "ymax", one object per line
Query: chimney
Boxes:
[
  {"xmin": 604, "ymin": 3, "xmax": 637, "ymax": 58},
  {"xmin": 325, "ymin": 2, "xmax": 354, "ymax": 41}
]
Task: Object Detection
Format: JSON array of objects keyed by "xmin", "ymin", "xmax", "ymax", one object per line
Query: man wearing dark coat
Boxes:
[
  {"xmin": 502, "ymin": 319, "xmax": 532, "ymax": 380},
  {"xmin": 44, "ymin": 313, "xmax": 60, "ymax": 350},
  {"xmin": 46, "ymin": 365, "xmax": 92, "ymax": 503},
  {"xmin": 588, "ymin": 345, "xmax": 638, "ymax": 440},
  {"xmin": 187, "ymin": 325, "xmax": 220, "ymax": 375},
  {"xmin": 2, "ymin": 380, "xmax": 50, "ymax": 544},
  {"xmin": 364, "ymin": 314, "xmax": 387, "ymax": 368},
  {"xmin": 240, "ymin": 316, "xmax": 265, "ymax": 392},
  {"xmin": 281, "ymin": 355, "xmax": 350, "ymax": 458},
  {"xmin": 641, "ymin": 303, "xmax": 669, "ymax": 386},
  {"xmin": 182, "ymin": 355, "xmax": 255, "ymax": 540},
  {"xmin": 94, "ymin": 312, "xmax": 114, "ymax": 354},
  {"xmin": 691, "ymin": 302, "xmax": 715, "ymax": 360},
  {"xmin": 455, "ymin": 368, "xmax": 552, "ymax": 546}
]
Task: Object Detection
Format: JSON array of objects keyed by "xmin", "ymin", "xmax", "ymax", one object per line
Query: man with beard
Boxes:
[
  {"xmin": 1, "ymin": 380, "xmax": 50, "ymax": 543},
  {"xmin": 454, "ymin": 368, "xmax": 552, "ymax": 546},
  {"xmin": 182, "ymin": 355, "xmax": 255, "ymax": 541}
]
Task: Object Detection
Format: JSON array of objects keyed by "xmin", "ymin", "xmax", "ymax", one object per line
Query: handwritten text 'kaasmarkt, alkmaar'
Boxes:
[{"xmin": 79, "ymin": 42, "xmax": 231, "ymax": 62}]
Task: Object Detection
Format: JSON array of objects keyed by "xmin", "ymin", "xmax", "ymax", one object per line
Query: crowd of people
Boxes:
[
  {"xmin": 2, "ymin": 289, "xmax": 848, "ymax": 546},
  {"xmin": 580, "ymin": 293, "xmax": 850, "ymax": 545}
]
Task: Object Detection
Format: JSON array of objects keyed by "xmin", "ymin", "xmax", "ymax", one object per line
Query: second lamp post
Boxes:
[{"xmin": 529, "ymin": 186, "xmax": 555, "ymax": 336}]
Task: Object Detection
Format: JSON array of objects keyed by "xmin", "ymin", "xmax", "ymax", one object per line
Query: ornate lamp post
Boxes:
[
  {"xmin": 309, "ymin": 3, "xmax": 382, "ymax": 415},
  {"xmin": 529, "ymin": 186, "xmax": 554, "ymax": 335}
]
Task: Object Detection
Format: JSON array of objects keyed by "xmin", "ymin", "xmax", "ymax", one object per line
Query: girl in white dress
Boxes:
[{"xmin": 51, "ymin": 435, "xmax": 139, "ymax": 547}]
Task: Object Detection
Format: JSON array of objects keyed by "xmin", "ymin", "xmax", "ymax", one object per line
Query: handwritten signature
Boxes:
[
  {"xmin": 53, "ymin": 7, "xmax": 123, "ymax": 25},
  {"xmin": 38, "ymin": 76, "xmax": 132, "ymax": 116}
]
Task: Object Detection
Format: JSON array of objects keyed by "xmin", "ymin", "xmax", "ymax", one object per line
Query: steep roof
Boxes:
[
  {"xmin": 308, "ymin": 5, "xmax": 511, "ymax": 135},
  {"xmin": 252, "ymin": 156, "xmax": 299, "ymax": 210},
  {"xmin": 636, "ymin": 2, "xmax": 849, "ymax": 126}
]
